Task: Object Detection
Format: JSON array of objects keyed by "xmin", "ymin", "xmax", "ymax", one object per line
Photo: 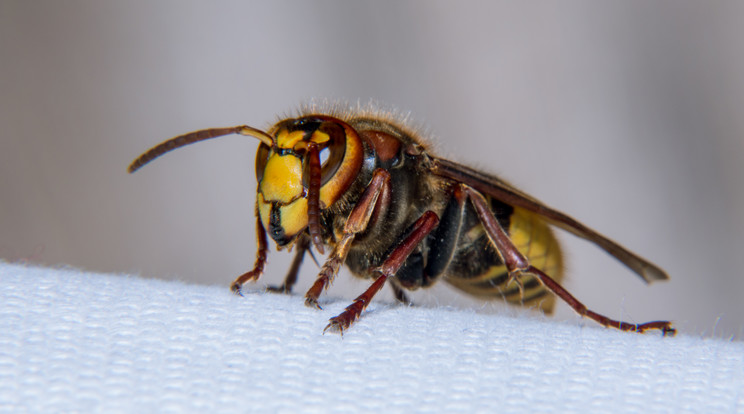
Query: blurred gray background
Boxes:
[{"xmin": 2, "ymin": 1, "xmax": 742, "ymax": 339}]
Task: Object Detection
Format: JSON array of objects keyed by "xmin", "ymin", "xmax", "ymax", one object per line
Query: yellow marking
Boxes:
[
  {"xmin": 509, "ymin": 207, "xmax": 562, "ymax": 279},
  {"xmin": 259, "ymin": 155, "xmax": 304, "ymax": 203},
  {"xmin": 276, "ymin": 129, "xmax": 306, "ymax": 148},
  {"xmin": 509, "ymin": 208, "xmax": 532, "ymax": 253},
  {"xmin": 505, "ymin": 207, "xmax": 563, "ymax": 312},
  {"xmin": 466, "ymin": 264, "xmax": 508, "ymax": 284},
  {"xmin": 318, "ymin": 188, "xmax": 335, "ymax": 214},
  {"xmin": 278, "ymin": 198, "xmax": 308, "ymax": 238},
  {"xmin": 447, "ymin": 206, "xmax": 563, "ymax": 313},
  {"xmin": 257, "ymin": 192, "xmax": 309, "ymax": 241},
  {"xmin": 311, "ymin": 130, "xmax": 330, "ymax": 144},
  {"xmin": 258, "ymin": 193, "xmax": 271, "ymax": 232}
]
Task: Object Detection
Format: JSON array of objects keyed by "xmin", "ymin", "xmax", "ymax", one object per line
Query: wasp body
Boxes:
[{"xmin": 129, "ymin": 105, "xmax": 674, "ymax": 335}]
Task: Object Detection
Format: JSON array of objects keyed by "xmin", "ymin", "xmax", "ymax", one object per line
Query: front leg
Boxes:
[
  {"xmin": 230, "ymin": 206, "xmax": 269, "ymax": 295},
  {"xmin": 304, "ymin": 169, "xmax": 392, "ymax": 308}
]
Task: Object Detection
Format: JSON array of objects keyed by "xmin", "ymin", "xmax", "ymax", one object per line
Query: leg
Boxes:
[
  {"xmin": 230, "ymin": 210, "xmax": 269, "ymax": 295},
  {"xmin": 266, "ymin": 233, "xmax": 310, "ymax": 294},
  {"xmin": 462, "ymin": 185, "xmax": 675, "ymax": 336},
  {"xmin": 325, "ymin": 211, "xmax": 440, "ymax": 335},
  {"xmin": 304, "ymin": 169, "xmax": 391, "ymax": 308}
]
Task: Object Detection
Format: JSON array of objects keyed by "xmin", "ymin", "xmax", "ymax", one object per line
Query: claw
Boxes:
[
  {"xmin": 635, "ymin": 320, "xmax": 676, "ymax": 336},
  {"xmin": 323, "ymin": 320, "xmax": 342, "ymax": 336},
  {"xmin": 305, "ymin": 297, "xmax": 323, "ymax": 310},
  {"xmin": 230, "ymin": 283, "xmax": 244, "ymax": 296},
  {"xmin": 323, "ymin": 316, "xmax": 349, "ymax": 336}
]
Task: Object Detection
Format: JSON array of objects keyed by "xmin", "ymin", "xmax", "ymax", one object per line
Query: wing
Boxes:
[{"xmin": 430, "ymin": 157, "xmax": 668, "ymax": 283}]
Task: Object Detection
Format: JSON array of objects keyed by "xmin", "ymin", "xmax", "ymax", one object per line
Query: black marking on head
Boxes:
[{"xmin": 268, "ymin": 203, "xmax": 289, "ymax": 246}]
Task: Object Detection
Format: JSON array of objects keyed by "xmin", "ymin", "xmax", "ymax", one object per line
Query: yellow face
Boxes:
[{"xmin": 255, "ymin": 116, "xmax": 363, "ymax": 248}]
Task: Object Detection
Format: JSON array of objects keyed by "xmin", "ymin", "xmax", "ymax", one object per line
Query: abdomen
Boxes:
[{"xmin": 444, "ymin": 203, "xmax": 564, "ymax": 313}]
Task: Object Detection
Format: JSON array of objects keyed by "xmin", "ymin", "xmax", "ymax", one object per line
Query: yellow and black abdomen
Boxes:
[{"xmin": 444, "ymin": 201, "xmax": 564, "ymax": 313}]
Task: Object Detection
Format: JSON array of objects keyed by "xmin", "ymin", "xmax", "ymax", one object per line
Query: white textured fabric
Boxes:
[{"xmin": 1, "ymin": 262, "xmax": 742, "ymax": 413}]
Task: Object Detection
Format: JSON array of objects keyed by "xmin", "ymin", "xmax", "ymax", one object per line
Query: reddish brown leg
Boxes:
[
  {"xmin": 230, "ymin": 208, "xmax": 269, "ymax": 295},
  {"xmin": 462, "ymin": 185, "xmax": 675, "ymax": 336},
  {"xmin": 266, "ymin": 233, "xmax": 310, "ymax": 294},
  {"xmin": 304, "ymin": 169, "xmax": 392, "ymax": 308},
  {"xmin": 325, "ymin": 211, "xmax": 440, "ymax": 335}
]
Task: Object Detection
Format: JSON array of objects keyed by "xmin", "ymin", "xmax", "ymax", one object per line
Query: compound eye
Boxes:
[
  {"xmin": 254, "ymin": 142, "xmax": 271, "ymax": 182},
  {"xmin": 317, "ymin": 121, "xmax": 346, "ymax": 185}
]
